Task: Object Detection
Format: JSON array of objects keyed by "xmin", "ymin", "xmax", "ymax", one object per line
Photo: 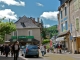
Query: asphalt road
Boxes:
[
  {"xmin": 0, "ymin": 50, "xmax": 47, "ymax": 60},
  {"xmin": 1, "ymin": 50, "xmax": 80, "ymax": 60}
]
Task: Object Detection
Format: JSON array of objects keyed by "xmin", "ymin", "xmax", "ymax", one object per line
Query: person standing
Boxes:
[
  {"xmin": 44, "ymin": 45, "xmax": 46, "ymax": 55},
  {"xmin": 40, "ymin": 44, "xmax": 45, "ymax": 56},
  {"xmin": 1, "ymin": 45, "xmax": 4, "ymax": 55},
  {"xmin": 12, "ymin": 41, "xmax": 20, "ymax": 60},
  {"xmin": 11, "ymin": 44, "xmax": 14, "ymax": 57},
  {"xmin": 58, "ymin": 42, "xmax": 62, "ymax": 54},
  {"xmin": 4, "ymin": 44, "xmax": 10, "ymax": 57}
]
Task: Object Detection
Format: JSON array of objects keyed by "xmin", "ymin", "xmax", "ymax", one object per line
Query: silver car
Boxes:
[{"xmin": 23, "ymin": 45, "xmax": 39, "ymax": 58}]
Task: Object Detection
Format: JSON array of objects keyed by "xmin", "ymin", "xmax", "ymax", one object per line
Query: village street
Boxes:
[{"xmin": 0, "ymin": 51, "xmax": 80, "ymax": 60}]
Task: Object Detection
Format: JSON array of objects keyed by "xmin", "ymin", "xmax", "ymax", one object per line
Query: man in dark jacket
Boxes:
[
  {"xmin": 1, "ymin": 45, "xmax": 4, "ymax": 55},
  {"xmin": 4, "ymin": 44, "xmax": 10, "ymax": 57},
  {"xmin": 12, "ymin": 41, "xmax": 20, "ymax": 60}
]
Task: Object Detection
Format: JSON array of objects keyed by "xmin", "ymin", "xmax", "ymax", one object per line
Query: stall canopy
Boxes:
[{"xmin": 56, "ymin": 37, "xmax": 64, "ymax": 41}]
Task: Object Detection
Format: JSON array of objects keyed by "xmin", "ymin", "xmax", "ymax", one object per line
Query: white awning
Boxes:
[
  {"xmin": 56, "ymin": 37, "xmax": 64, "ymax": 41},
  {"xmin": 5, "ymin": 41, "xmax": 10, "ymax": 42}
]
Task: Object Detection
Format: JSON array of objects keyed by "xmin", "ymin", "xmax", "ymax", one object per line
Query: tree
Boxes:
[{"xmin": 0, "ymin": 18, "xmax": 16, "ymax": 42}]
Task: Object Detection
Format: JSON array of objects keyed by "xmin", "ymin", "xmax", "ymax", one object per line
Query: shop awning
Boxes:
[
  {"xmin": 5, "ymin": 41, "xmax": 10, "ymax": 43},
  {"xmin": 58, "ymin": 30, "xmax": 70, "ymax": 37},
  {"xmin": 56, "ymin": 37, "xmax": 64, "ymax": 41},
  {"xmin": 11, "ymin": 36, "xmax": 34, "ymax": 39}
]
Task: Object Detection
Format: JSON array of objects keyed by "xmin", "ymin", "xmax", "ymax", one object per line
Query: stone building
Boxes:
[
  {"xmin": 58, "ymin": 0, "xmax": 80, "ymax": 53},
  {"xmin": 70, "ymin": 0, "xmax": 80, "ymax": 53},
  {"xmin": 5, "ymin": 16, "xmax": 43, "ymax": 46},
  {"xmin": 57, "ymin": 0, "xmax": 71, "ymax": 52}
]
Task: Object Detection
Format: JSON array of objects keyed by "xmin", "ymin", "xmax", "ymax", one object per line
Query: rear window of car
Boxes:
[{"xmin": 27, "ymin": 45, "xmax": 38, "ymax": 49}]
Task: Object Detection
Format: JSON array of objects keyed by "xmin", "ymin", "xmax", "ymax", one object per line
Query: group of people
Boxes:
[
  {"xmin": 54, "ymin": 43, "xmax": 62, "ymax": 54},
  {"xmin": 0, "ymin": 41, "xmax": 20, "ymax": 60}
]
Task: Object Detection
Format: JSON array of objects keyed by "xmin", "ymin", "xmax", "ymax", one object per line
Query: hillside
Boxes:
[{"xmin": 43, "ymin": 25, "xmax": 58, "ymax": 39}]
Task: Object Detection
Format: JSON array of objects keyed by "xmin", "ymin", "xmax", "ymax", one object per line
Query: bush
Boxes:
[{"xmin": 42, "ymin": 39, "xmax": 50, "ymax": 44}]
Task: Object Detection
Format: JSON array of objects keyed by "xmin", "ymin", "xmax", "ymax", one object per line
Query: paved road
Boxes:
[
  {"xmin": 0, "ymin": 51, "xmax": 80, "ymax": 60},
  {"xmin": 0, "ymin": 55, "xmax": 25, "ymax": 60},
  {"xmin": 44, "ymin": 53, "xmax": 80, "ymax": 60},
  {"xmin": 0, "ymin": 51, "xmax": 47, "ymax": 60}
]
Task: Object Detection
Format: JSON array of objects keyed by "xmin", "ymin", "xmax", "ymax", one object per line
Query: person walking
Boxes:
[
  {"xmin": 44, "ymin": 45, "xmax": 46, "ymax": 55},
  {"xmin": 4, "ymin": 44, "xmax": 10, "ymax": 57},
  {"xmin": 1, "ymin": 45, "xmax": 4, "ymax": 55},
  {"xmin": 12, "ymin": 41, "xmax": 20, "ymax": 60},
  {"xmin": 11, "ymin": 44, "xmax": 14, "ymax": 57},
  {"xmin": 58, "ymin": 42, "xmax": 62, "ymax": 54},
  {"xmin": 40, "ymin": 44, "xmax": 45, "ymax": 56}
]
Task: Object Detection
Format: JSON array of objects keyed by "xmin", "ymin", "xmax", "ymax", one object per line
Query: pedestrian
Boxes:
[
  {"xmin": 44, "ymin": 45, "xmax": 46, "ymax": 55},
  {"xmin": 12, "ymin": 41, "xmax": 20, "ymax": 60},
  {"xmin": 11, "ymin": 44, "xmax": 14, "ymax": 57},
  {"xmin": 40, "ymin": 44, "xmax": 45, "ymax": 56},
  {"xmin": 4, "ymin": 44, "xmax": 10, "ymax": 57},
  {"xmin": 55, "ymin": 43, "xmax": 59, "ymax": 53},
  {"xmin": 1, "ymin": 45, "xmax": 4, "ymax": 55},
  {"xmin": 58, "ymin": 42, "xmax": 62, "ymax": 54}
]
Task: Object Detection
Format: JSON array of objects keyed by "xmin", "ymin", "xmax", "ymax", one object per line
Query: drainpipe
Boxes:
[
  {"xmin": 69, "ymin": 0, "xmax": 77, "ymax": 54},
  {"xmin": 68, "ymin": 0, "xmax": 72, "ymax": 53}
]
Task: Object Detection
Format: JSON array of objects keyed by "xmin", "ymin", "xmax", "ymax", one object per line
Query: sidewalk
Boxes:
[{"xmin": 43, "ymin": 52, "xmax": 80, "ymax": 60}]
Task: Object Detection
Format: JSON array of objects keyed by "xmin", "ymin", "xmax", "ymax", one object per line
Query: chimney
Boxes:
[{"xmin": 37, "ymin": 17, "xmax": 39, "ymax": 23}]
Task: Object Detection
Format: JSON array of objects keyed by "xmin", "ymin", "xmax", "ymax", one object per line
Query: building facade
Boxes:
[
  {"xmin": 58, "ymin": 0, "xmax": 80, "ymax": 53},
  {"xmin": 5, "ymin": 16, "xmax": 42, "ymax": 46},
  {"xmin": 70, "ymin": 0, "xmax": 80, "ymax": 53},
  {"xmin": 58, "ymin": 0, "xmax": 72, "ymax": 52}
]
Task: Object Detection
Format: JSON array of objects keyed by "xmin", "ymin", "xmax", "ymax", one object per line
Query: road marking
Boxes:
[{"xmin": 20, "ymin": 56, "xmax": 28, "ymax": 60}]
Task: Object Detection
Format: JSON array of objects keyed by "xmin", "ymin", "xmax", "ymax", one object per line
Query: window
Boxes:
[
  {"xmin": 65, "ymin": 21, "xmax": 68, "ymax": 30},
  {"xmin": 79, "ymin": 0, "xmax": 80, "ymax": 8},
  {"xmin": 74, "ymin": 0, "xmax": 79, "ymax": 11},
  {"xmin": 21, "ymin": 22, "xmax": 26, "ymax": 27},
  {"xmin": 28, "ymin": 30, "xmax": 32, "ymax": 36},
  {"xmin": 13, "ymin": 31, "xmax": 18, "ymax": 36},
  {"xmin": 65, "ymin": 7, "xmax": 67, "ymax": 16},
  {"xmin": 61, "ymin": 24, "xmax": 63, "ymax": 32},
  {"xmin": 60, "ymin": 11, "xmax": 63, "ymax": 19},
  {"xmin": 76, "ymin": 18, "xmax": 79, "ymax": 31}
]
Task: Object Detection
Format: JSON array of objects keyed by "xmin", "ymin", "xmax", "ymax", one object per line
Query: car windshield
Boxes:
[{"xmin": 27, "ymin": 45, "xmax": 38, "ymax": 49}]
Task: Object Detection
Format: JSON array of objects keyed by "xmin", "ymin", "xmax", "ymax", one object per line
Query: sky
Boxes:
[{"xmin": 0, "ymin": 0, "xmax": 60, "ymax": 27}]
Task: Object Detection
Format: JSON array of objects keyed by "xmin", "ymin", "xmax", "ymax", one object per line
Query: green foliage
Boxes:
[
  {"xmin": 0, "ymin": 22, "xmax": 16, "ymax": 35},
  {"xmin": 0, "ymin": 18, "xmax": 16, "ymax": 42},
  {"xmin": 46, "ymin": 45, "xmax": 50, "ymax": 49},
  {"xmin": 44, "ymin": 25, "xmax": 58, "ymax": 38},
  {"xmin": 41, "ymin": 30, "xmax": 46, "ymax": 39},
  {"xmin": 42, "ymin": 39, "xmax": 50, "ymax": 44}
]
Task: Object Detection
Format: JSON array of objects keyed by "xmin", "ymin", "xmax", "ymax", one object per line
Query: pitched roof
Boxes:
[{"xmin": 15, "ymin": 16, "xmax": 40, "ymax": 28}]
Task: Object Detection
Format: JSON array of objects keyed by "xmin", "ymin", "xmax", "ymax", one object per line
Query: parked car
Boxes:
[{"xmin": 23, "ymin": 45, "xmax": 39, "ymax": 58}]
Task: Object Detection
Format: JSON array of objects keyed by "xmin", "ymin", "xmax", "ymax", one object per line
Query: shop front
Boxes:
[
  {"xmin": 58, "ymin": 30, "xmax": 71, "ymax": 52},
  {"xmin": 10, "ymin": 36, "xmax": 40, "ymax": 46},
  {"xmin": 76, "ymin": 37, "xmax": 80, "ymax": 53}
]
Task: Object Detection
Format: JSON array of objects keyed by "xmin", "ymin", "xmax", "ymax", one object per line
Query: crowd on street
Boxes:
[{"xmin": 0, "ymin": 41, "xmax": 20, "ymax": 60}]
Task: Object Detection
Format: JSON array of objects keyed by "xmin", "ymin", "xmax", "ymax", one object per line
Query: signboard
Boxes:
[
  {"xmin": 18, "ymin": 36, "xmax": 27, "ymax": 39},
  {"xmin": 11, "ymin": 36, "xmax": 17, "ymax": 39},
  {"xmin": 11, "ymin": 36, "xmax": 34, "ymax": 39}
]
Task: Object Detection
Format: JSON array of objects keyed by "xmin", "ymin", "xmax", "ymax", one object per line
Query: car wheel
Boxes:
[{"xmin": 36, "ymin": 55, "xmax": 39, "ymax": 58}]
